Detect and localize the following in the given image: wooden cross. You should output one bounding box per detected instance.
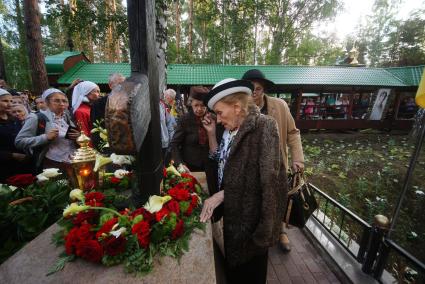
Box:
[126,0,162,205]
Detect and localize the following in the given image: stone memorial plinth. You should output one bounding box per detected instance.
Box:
[0,173,216,284]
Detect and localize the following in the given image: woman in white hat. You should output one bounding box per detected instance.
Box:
[15,88,80,174]
[200,78,287,284]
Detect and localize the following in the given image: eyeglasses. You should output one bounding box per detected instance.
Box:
[51,99,69,104]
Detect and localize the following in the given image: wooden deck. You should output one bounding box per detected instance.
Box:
[267,227,341,284]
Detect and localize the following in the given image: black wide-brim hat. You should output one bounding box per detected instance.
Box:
[241,69,275,92]
[204,78,253,110]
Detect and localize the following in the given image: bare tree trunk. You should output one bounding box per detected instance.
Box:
[188,0,193,56]
[15,0,31,84]
[0,37,7,81]
[253,1,258,64]
[174,0,180,62]
[106,0,120,62]
[23,0,49,96]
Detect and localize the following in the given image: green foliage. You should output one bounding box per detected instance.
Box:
[0,179,71,264]
[46,254,75,276]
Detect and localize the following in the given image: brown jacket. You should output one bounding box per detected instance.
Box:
[265,95,304,171]
[221,110,287,267]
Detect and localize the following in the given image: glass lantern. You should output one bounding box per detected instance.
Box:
[71,133,98,190]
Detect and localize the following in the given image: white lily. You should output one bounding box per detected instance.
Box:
[36,174,49,182]
[114,169,130,179]
[41,168,61,178]
[69,189,84,201]
[94,154,112,172]
[110,227,127,238]
[144,195,172,213]
[110,153,135,166]
[63,203,89,217]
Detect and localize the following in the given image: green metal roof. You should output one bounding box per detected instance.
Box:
[58,61,131,84]
[385,65,424,86]
[57,62,423,88]
[45,51,87,75]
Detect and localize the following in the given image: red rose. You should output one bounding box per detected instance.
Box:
[131,208,154,224]
[163,168,167,177]
[85,192,105,207]
[165,200,180,215]
[65,227,80,255]
[72,210,98,226]
[6,174,36,187]
[103,235,127,256]
[76,240,103,262]
[132,220,150,249]
[185,203,194,216]
[76,223,95,240]
[110,177,121,184]
[64,224,94,255]
[155,207,170,222]
[190,195,199,208]
[171,219,184,240]
[96,217,118,239]
[168,187,190,201]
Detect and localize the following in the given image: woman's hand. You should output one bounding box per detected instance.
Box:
[46,128,59,141]
[67,129,80,141]
[200,190,224,222]
[201,112,216,135]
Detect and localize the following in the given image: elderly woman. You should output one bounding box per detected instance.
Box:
[0,89,31,182]
[200,79,287,284]
[72,81,100,137]
[11,104,29,123]
[170,86,220,198]
[15,88,80,174]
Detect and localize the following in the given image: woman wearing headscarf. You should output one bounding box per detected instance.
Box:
[170,86,221,199]
[71,81,100,137]
[15,88,80,175]
[0,89,32,182]
[199,79,287,284]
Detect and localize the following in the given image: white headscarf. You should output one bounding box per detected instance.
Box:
[0,88,11,97]
[41,88,64,101]
[71,81,99,113]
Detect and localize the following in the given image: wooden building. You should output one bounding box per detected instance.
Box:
[45,54,423,130]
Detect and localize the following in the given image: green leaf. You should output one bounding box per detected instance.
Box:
[46,254,75,276]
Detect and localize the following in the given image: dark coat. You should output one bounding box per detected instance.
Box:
[170,111,210,170]
[221,111,287,267]
[170,111,223,206]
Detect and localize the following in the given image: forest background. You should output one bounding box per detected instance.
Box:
[0,0,424,91]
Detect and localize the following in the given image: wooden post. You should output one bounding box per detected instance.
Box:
[295,91,303,120]
[127,0,162,202]
[347,92,354,119]
[23,0,49,96]
[393,91,402,120]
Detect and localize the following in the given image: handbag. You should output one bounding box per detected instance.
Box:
[284,172,318,228]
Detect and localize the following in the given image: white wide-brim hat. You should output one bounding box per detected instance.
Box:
[205,78,253,110]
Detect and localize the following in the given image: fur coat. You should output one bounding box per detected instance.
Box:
[221,110,287,267]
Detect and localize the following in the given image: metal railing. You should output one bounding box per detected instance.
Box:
[309,183,371,262]
[307,183,425,283]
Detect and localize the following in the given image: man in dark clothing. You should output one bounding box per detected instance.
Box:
[90,73,125,152]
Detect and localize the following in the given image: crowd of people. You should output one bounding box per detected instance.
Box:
[0,69,305,284]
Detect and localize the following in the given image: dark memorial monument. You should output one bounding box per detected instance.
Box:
[105,0,162,205]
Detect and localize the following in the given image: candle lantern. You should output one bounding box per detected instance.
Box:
[71,133,98,190]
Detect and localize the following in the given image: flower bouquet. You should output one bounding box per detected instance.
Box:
[49,165,205,276]
[0,170,71,264]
